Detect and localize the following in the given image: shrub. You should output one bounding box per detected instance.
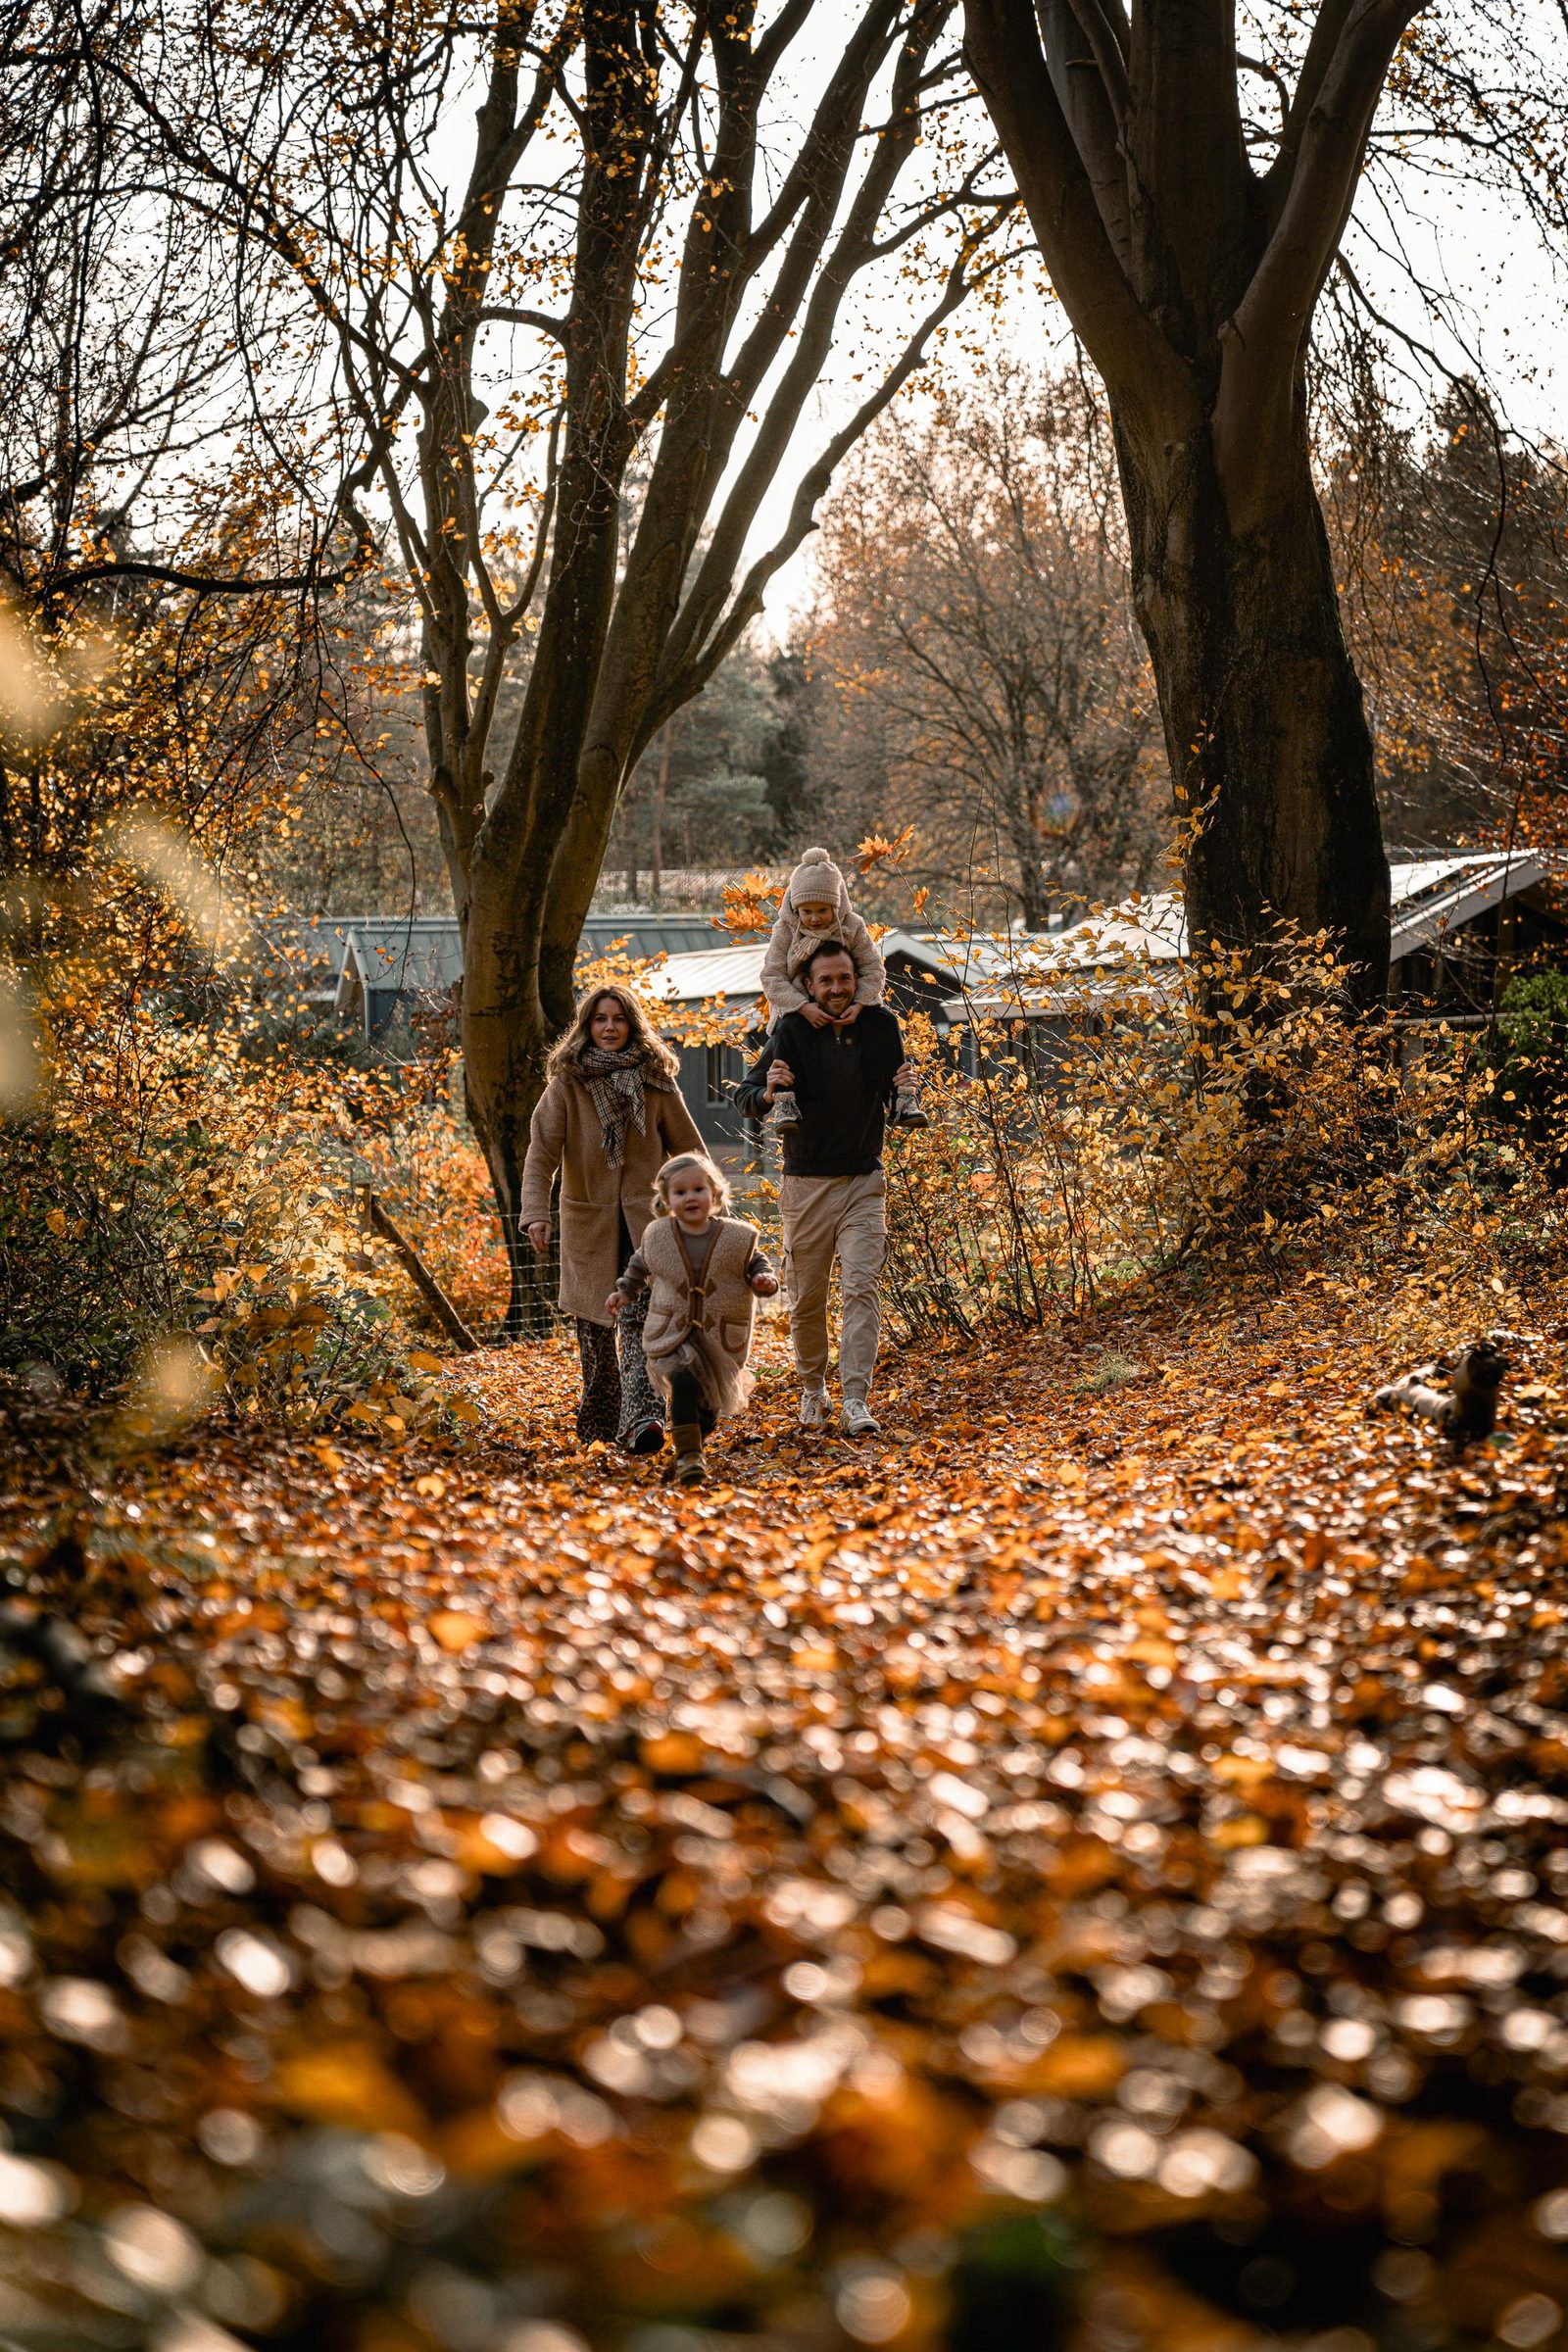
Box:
[878,921,1510,1345]
[0,982,439,1426]
[1494,969,1568,1175]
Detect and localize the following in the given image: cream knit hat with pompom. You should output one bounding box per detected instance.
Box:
[788,847,847,910]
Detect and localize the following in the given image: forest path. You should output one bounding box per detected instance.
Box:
[3,1264,1568,2346]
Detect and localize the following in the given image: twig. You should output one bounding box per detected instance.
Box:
[355,1185,479,1353]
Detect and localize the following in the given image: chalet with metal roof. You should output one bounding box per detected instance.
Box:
[935,853,1561,1043]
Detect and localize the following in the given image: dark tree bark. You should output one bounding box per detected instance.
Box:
[962,0,1415,1004]
[1116,382,1386,984]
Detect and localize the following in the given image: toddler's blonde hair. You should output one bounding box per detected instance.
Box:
[652,1151,732,1217]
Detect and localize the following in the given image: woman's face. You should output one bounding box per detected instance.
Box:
[590,996,631,1052]
[667,1167,714,1227]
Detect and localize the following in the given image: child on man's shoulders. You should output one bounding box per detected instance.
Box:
[759,847,927,1128]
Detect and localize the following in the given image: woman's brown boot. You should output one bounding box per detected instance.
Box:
[671,1422,707,1487]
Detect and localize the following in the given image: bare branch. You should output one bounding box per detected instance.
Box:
[962,0,1182,423]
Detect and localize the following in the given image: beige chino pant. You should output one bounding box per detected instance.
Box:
[779,1168,887,1400]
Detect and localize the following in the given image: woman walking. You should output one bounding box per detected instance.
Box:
[520,984,704,1452]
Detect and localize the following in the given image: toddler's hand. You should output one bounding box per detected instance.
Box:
[836,1002,862,1024]
[605,1291,624,1318]
[800,1004,832,1028]
[751,1272,779,1298]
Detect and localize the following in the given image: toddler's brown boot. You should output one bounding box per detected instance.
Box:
[671,1422,707,1487]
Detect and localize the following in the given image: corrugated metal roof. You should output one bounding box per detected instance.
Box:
[638,928,962,1005]
[938,853,1549,1019]
[579,914,726,956]
[342,918,466,996]
[1390,851,1547,955]
[994,855,1544,976]
[290,855,1548,1026]
[640,945,769,1004]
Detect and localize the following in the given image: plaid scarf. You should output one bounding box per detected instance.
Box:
[575,1042,668,1170]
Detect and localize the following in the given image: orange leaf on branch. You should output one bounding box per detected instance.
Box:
[713,871,781,938]
[856,824,915,874]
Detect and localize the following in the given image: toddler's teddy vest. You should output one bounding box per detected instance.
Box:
[638,1216,760,1370]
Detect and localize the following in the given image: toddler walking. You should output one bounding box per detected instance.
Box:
[760,847,926,1128]
[609,1152,778,1488]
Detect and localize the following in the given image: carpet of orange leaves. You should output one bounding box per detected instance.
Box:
[3,1247,1568,2351]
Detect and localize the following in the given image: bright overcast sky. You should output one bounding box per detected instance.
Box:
[741,6,1568,632]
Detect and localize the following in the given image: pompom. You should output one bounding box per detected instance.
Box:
[800,846,832,864]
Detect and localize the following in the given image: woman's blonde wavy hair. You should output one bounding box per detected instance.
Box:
[546,983,681,1085]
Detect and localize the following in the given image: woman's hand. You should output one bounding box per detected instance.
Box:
[751,1271,779,1298]
[605,1290,625,1318]
[527,1220,552,1255]
[799,1004,832,1029]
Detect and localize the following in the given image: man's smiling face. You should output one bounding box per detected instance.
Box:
[806,952,857,1020]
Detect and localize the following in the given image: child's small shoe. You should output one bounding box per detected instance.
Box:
[671,1422,707,1487]
[892,1093,930,1129]
[770,1088,801,1129]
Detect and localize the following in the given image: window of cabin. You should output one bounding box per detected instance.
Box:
[707,1044,741,1104]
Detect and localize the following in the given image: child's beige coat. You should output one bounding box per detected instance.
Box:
[620,1215,767,1416]
[760,848,886,1016]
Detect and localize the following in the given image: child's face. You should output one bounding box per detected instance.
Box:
[667,1169,714,1228]
[796,900,837,932]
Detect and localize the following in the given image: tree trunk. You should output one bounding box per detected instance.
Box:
[461,877,556,1340]
[1012,834,1049,932]
[1115,389,1390,1007]
[651,719,669,906]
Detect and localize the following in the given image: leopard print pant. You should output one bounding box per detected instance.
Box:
[574,1283,662,1446]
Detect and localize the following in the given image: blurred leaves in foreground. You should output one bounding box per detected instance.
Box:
[2,1223,1568,2347]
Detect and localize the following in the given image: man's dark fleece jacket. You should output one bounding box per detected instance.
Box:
[736,1005,906,1177]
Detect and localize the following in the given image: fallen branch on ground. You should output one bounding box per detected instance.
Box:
[1372,1338,1507,1444]
[355,1185,478,1352]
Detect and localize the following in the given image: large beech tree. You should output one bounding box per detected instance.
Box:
[960,0,1565,1005]
[67,0,1008,1326]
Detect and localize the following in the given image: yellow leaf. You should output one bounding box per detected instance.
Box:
[273,2045,425,2135]
[429,1608,489,1654]
[1211,1813,1269,1849]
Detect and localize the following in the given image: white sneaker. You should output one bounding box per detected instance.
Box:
[840,1396,880,1437]
[798,1386,829,1430]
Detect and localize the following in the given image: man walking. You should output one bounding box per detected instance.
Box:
[737,939,913,1436]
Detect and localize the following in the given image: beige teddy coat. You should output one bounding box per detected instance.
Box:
[760,847,887,1017]
[518,1072,703,1325]
[634,1214,763,1415]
